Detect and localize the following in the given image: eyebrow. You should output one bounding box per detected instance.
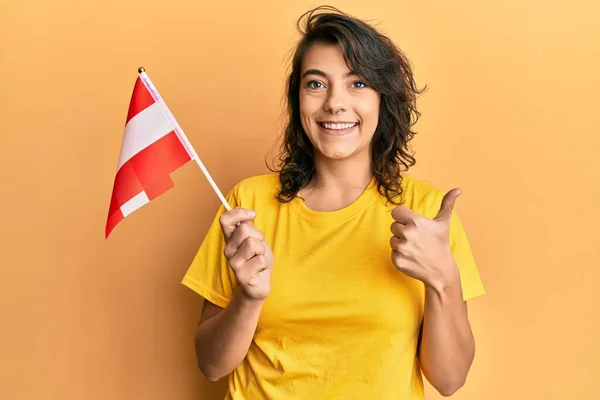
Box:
[301,69,357,79]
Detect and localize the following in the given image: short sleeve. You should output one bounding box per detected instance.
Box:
[181,189,240,308]
[449,211,486,301]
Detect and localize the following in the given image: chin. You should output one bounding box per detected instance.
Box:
[318,146,357,160]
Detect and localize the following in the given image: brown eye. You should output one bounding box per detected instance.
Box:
[306,80,325,89]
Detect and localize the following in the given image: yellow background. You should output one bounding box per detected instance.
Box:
[1,0,598,399]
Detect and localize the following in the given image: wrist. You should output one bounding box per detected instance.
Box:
[425,262,461,297]
[235,289,267,308]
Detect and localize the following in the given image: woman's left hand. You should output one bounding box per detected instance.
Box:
[390,188,462,290]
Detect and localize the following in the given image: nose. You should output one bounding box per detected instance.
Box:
[323,85,347,114]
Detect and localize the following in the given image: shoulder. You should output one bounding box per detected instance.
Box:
[400,175,446,219]
[228,173,281,208]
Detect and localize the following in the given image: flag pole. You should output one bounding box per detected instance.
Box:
[136,67,232,211]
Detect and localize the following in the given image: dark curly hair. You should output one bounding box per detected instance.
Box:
[271,5,425,205]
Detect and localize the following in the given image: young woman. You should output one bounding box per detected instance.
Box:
[182,6,485,399]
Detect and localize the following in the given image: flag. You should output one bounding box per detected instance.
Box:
[105,69,193,238]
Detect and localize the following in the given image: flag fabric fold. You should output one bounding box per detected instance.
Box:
[105,74,192,238]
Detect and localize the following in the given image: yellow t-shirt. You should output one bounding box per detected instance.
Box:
[182,173,485,400]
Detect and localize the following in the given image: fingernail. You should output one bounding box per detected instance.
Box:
[247,210,256,217]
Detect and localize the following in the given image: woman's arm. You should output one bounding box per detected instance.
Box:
[418,274,475,396]
[390,189,478,396]
[195,294,264,381]
[194,207,274,382]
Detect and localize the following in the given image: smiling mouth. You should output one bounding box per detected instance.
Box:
[317,122,359,130]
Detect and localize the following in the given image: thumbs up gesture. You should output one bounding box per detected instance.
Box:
[390,188,462,289]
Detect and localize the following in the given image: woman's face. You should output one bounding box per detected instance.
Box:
[299,42,381,162]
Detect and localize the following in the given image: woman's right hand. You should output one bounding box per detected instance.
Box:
[219,207,274,301]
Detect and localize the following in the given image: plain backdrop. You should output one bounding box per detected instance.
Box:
[1,0,599,399]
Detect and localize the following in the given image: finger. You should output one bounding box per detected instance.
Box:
[390,221,411,238]
[390,235,400,251]
[219,207,257,241]
[224,223,265,258]
[389,235,407,253]
[391,248,406,270]
[224,224,264,259]
[237,254,269,283]
[234,219,253,229]
[228,237,266,270]
[434,188,462,223]
[391,205,420,225]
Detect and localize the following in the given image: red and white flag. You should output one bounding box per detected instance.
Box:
[105,68,230,238]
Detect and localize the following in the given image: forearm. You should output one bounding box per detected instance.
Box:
[195,290,264,381]
[419,274,475,396]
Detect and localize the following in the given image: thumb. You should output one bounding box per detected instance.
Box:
[434,188,462,223]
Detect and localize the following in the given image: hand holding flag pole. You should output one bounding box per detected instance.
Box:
[105,67,232,238]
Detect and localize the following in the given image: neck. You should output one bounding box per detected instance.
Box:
[310,153,373,190]
[297,152,373,212]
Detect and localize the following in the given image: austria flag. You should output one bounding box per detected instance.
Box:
[105,69,193,238]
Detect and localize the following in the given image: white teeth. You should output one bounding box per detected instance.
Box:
[321,122,358,130]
